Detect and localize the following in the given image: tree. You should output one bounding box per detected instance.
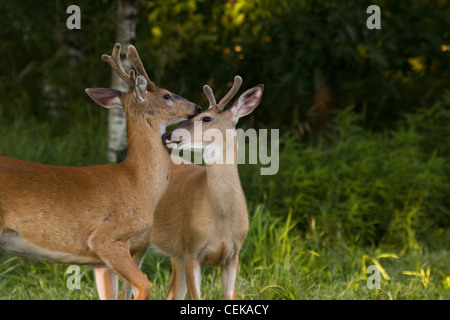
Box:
[107,0,138,163]
[1,0,448,147]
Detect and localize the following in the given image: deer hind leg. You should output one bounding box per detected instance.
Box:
[185,254,202,300]
[122,248,147,300]
[88,236,151,300]
[166,257,187,300]
[93,267,118,300]
[221,253,239,300]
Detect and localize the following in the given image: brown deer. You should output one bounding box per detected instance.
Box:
[94,76,264,299]
[0,43,202,300]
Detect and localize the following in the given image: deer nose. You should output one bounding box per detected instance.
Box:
[194,104,202,115]
[162,131,172,142]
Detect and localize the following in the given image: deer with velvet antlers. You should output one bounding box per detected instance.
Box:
[95,76,264,300]
[0,43,201,300]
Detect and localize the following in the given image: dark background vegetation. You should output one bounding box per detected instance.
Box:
[2,0,449,133]
[0,0,449,299]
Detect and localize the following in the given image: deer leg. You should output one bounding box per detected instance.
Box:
[221,253,239,300]
[88,236,151,300]
[93,267,119,300]
[166,257,187,300]
[184,255,202,300]
[122,248,147,300]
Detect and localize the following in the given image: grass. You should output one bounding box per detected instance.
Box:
[0,205,448,299]
[0,96,449,300]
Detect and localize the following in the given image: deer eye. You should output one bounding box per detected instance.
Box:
[202,117,212,122]
[163,94,171,100]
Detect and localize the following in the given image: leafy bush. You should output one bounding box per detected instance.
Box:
[240,92,450,247]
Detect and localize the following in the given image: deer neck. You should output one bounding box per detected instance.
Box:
[122,113,170,190]
[205,134,246,218]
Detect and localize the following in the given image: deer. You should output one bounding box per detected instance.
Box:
[94,76,264,300]
[0,43,202,300]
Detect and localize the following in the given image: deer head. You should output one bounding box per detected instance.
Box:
[163,76,264,156]
[85,43,202,133]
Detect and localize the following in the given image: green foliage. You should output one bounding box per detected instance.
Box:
[240,92,450,247]
[238,205,449,300]
[137,0,450,131]
[0,93,448,300]
[0,0,115,120]
[0,108,108,166]
[1,1,449,137]
[1,206,448,300]
[0,0,448,300]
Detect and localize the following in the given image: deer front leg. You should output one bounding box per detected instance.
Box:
[185,255,202,300]
[122,248,148,300]
[94,267,118,300]
[166,257,187,300]
[221,253,239,300]
[88,236,151,300]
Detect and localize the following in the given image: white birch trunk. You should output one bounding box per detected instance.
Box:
[107,0,138,163]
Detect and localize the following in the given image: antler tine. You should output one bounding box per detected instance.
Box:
[217,75,243,110]
[203,85,217,109]
[126,45,155,89]
[102,43,134,87]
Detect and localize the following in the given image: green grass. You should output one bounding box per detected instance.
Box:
[0,205,448,299]
[0,96,449,300]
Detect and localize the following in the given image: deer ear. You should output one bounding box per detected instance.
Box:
[134,75,148,102]
[230,84,264,119]
[85,88,124,108]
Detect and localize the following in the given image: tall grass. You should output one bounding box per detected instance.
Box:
[240,93,450,249]
[236,204,449,300]
[0,206,448,300]
[0,109,108,166]
[0,94,449,299]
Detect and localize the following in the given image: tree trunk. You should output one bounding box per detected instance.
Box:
[107,0,138,163]
[309,84,338,148]
[43,2,85,119]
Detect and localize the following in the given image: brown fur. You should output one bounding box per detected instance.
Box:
[94,79,263,300]
[152,83,263,300]
[0,44,201,300]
